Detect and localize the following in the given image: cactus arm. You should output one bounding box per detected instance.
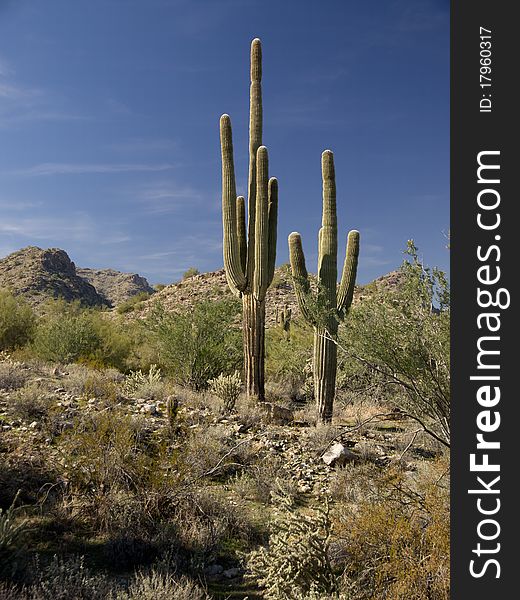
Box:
[337,229,360,316]
[253,146,269,299]
[266,177,278,286]
[220,114,247,295]
[236,195,247,274]
[246,38,263,283]
[288,232,315,324]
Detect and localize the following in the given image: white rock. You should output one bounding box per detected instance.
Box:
[321,442,358,467]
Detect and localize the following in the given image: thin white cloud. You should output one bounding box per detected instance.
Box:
[0,216,94,241]
[0,81,42,100]
[133,180,206,214]
[109,137,180,153]
[360,256,392,268]
[0,57,12,77]
[0,213,131,247]
[12,162,176,176]
[0,198,43,210]
[0,55,88,128]
[134,233,222,280]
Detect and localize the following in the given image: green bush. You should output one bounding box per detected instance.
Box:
[182,267,199,280]
[339,241,450,446]
[117,292,151,315]
[0,290,36,351]
[266,322,313,399]
[33,301,131,369]
[146,299,242,390]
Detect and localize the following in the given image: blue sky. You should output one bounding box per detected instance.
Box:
[0,0,449,285]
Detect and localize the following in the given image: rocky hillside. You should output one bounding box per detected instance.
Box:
[0,245,402,316]
[77,267,154,307]
[0,246,107,309]
[126,267,297,326]
[127,265,403,326]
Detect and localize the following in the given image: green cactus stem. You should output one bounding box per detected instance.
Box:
[288,150,359,422]
[220,38,278,401]
[277,303,292,340]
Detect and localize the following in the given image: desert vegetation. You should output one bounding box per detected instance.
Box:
[0,239,450,598]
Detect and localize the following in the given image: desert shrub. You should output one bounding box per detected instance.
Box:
[0,361,27,391]
[232,457,299,505]
[172,488,255,567]
[116,292,151,315]
[334,461,450,599]
[25,554,112,600]
[208,370,242,413]
[146,299,241,390]
[58,410,168,532]
[88,316,133,370]
[0,291,36,351]
[114,569,209,600]
[33,301,131,369]
[265,322,313,399]
[62,364,124,400]
[33,301,100,364]
[123,364,168,400]
[246,493,338,599]
[180,424,235,479]
[0,491,30,575]
[182,267,199,280]
[339,241,450,446]
[8,383,51,422]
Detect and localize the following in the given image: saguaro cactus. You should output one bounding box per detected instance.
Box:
[220,38,278,401]
[276,304,292,340]
[288,150,359,422]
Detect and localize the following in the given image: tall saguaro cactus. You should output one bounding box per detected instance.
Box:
[220,38,278,401]
[288,150,359,422]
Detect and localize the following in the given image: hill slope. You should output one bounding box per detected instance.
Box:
[126,266,403,325]
[0,246,107,309]
[77,268,154,307]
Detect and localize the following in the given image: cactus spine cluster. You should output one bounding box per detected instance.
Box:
[220,38,278,401]
[288,150,359,422]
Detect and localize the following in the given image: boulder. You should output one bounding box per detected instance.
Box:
[321,442,358,467]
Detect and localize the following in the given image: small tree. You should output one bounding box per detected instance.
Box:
[33,301,101,364]
[339,241,450,446]
[146,299,242,390]
[0,290,36,350]
[182,267,200,280]
[34,300,131,368]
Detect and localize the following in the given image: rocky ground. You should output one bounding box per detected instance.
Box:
[0,353,444,599]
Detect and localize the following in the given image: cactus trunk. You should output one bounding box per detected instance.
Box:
[243,294,266,399]
[314,327,337,422]
[220,39,278,401]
